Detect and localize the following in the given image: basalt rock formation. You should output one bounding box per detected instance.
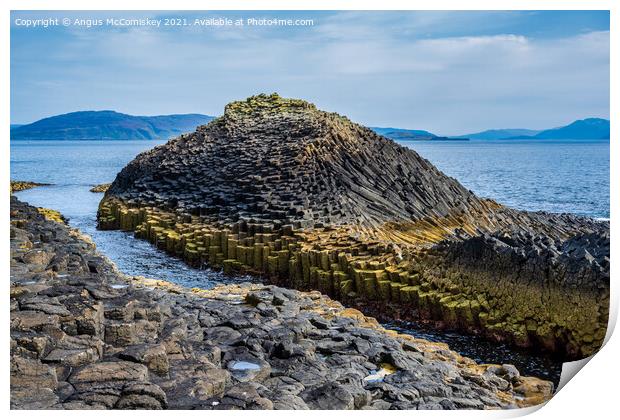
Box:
[105,94,493,231]
[10,197,553,409]
[98,94,609,359]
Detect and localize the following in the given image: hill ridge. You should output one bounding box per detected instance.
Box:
[10,110,215,140]
[459,117,609,140]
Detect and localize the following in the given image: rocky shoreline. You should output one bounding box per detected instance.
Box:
[10,180,51,193]
[98,94,609,359]
[10,196,553,409]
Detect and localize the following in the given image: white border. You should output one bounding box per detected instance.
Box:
[2,1,616,419]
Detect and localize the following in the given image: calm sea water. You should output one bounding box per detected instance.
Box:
[10,139,252,289]
[397,139,609,219]
[11,138,607,384]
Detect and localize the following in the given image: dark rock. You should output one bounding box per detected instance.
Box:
[69,361,149,392]
[301,382,355,409]
[119,344,170,376]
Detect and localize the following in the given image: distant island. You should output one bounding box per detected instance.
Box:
[10,110,215,140]
[453,128,541,140]
[371,127,468,141]
[373,117,609,141]
[456,118,610,140]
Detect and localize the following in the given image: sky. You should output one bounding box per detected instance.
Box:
[10,10,610,135]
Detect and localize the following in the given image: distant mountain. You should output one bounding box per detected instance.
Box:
[525,118,610,140]
[10,124,23,130]
[371,127,437,140]
[10,111,215,140]
[371,127,467,141]
[455,128,541,140]
[457,118,609,140]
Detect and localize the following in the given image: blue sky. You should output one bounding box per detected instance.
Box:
[10,10,609,135]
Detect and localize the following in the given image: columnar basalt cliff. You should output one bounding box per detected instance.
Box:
[11,197,554,409]
[98,94,609,359]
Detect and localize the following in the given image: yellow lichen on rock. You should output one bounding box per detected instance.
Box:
[10,180,50,194]
[36,207,65,224]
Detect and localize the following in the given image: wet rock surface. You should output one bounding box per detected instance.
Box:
[98,94,609,358]
[10,196,552,409]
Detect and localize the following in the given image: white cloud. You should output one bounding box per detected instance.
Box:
[11,12,609,134]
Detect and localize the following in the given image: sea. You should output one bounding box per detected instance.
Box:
[10,137,610,385]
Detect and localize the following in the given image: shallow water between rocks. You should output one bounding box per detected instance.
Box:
[12,138,603,386]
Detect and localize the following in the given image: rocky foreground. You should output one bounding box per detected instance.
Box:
[10,196,553,409]
[98,94,609,358]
